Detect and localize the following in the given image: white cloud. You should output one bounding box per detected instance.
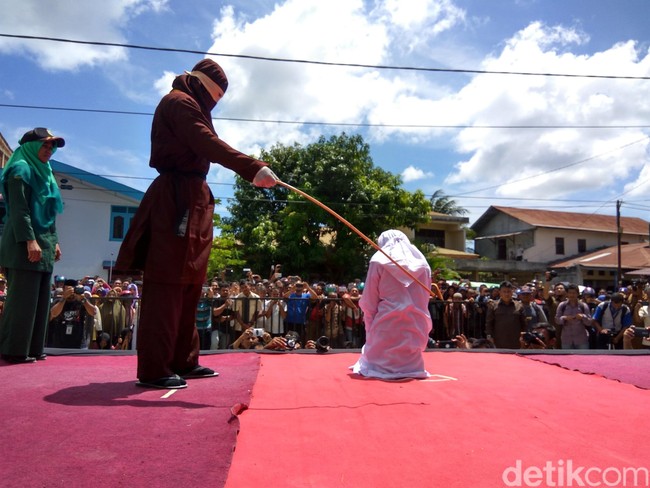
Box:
[443,22,650,199]
[153,71,177,96]
[375,0,466,50]
[0,0,168,70]
[402,165,434,182]
[202,0,467,155]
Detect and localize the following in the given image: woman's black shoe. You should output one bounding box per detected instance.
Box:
[1,354,37,364]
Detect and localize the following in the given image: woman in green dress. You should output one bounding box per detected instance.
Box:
[0,128,64,363]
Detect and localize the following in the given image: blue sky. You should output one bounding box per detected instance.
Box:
[1,0,649,227]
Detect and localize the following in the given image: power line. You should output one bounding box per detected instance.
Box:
[454,136,650,197]
[2,33,650,80]
[3,103,649,130]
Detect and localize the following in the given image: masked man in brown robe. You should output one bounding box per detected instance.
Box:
[116,59,278,389]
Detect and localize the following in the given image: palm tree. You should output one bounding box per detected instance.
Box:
[429,189,468,216]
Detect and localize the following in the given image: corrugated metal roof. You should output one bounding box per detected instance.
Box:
[551,242,650,269]
[51,159,144,203]
[475,206,649,235]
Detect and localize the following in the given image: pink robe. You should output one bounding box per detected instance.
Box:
[351,231,432,379]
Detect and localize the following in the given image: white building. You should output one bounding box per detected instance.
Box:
[51,160,144,281]
[0,157,144,282]
[472,206,649,263]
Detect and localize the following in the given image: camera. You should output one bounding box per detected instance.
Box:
[523,331,544,345]
[315,335,330,353]
[285,338,297,350]
[435,340,457,349]
[74,285,85,295]
[546,270,558,279]
[252,328,265,338]
[633,327,650,338]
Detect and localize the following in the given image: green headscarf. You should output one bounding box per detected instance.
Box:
[0,140,64,233]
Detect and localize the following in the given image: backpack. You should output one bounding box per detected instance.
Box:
[557,300,590,319]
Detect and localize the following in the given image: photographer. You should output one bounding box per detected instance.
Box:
[592,293,632,350]
[49,279,97,349]
[323,292,344,348]
[622,325,650,350]
[211,283,236,350]
[624,287,650,349]
[230,327,271,350]
[264,331,316,351]
[269,263,283,284]
[519,323,557,350]
[263,287,287,337]
[542,271,567,348]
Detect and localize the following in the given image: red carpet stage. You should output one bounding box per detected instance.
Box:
[520,352,650,390]
[1,350,648,487]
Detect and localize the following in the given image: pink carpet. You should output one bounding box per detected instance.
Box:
[0,353,259,488]
[522,353,650,389]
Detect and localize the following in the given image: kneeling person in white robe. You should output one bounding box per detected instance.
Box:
[351,230,432,379]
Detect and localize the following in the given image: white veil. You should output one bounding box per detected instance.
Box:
[370,229,430,287]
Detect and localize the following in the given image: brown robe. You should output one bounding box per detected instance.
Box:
[115,61,266,380]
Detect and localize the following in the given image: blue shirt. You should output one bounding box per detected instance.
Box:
[592,302,632,330]
[286,292,311,324]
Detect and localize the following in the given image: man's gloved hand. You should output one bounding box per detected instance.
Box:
[252,166,279,188]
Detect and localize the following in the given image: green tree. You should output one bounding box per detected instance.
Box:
[223,133,432,282]
[430,189,468,216]
[206,206,246,281]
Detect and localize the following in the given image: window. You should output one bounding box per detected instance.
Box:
[555,237,565,255]
[110,206,138,241]
[497,239,507,260]
[577,238,586,253]
[414,228,445,248]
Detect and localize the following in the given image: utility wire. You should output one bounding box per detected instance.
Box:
[455,136,650,197]
[2,33,650,80]
[3,103,649,130]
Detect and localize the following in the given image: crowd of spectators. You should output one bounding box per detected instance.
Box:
[1,268,648,352]
[431,271,650,351]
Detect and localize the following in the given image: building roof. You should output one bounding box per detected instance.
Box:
[428,211,469,224]
[472,206,649,236]
[551,242,650,270]
[432,247,479,260]
[50,159,144,203]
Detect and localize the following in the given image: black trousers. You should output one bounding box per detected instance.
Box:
[0,268,52,357]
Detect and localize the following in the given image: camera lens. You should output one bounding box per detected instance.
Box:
[316,336,329,352]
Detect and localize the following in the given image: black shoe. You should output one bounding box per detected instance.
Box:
[135,375,188,389]
[180,365,219,379]
[1,354,37,364]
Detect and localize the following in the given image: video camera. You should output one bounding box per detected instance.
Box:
[522,331,545,345]
[633,327,650,338]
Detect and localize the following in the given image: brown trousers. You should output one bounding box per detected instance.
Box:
[136,282,201,381]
